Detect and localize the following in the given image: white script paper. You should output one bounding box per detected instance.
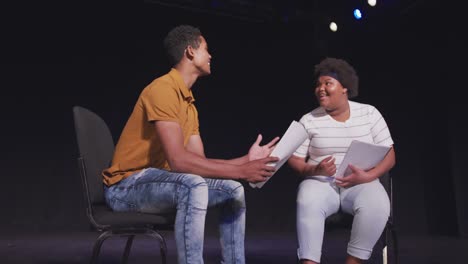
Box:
[335,140,391,178]
[250,120,308,189]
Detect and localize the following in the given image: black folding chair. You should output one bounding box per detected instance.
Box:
[73,105,175,264]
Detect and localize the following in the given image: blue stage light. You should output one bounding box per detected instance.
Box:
[353,9,362,20]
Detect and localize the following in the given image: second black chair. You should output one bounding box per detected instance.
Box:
[323,172,398,264]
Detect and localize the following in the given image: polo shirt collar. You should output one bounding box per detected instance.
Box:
[169,68,195,103]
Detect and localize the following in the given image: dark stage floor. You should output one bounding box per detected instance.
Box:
[1,230,467,264]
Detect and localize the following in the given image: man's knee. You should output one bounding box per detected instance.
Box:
[221,180,246,209]
[220,180,245,206]
[179,174,209,209]
[181,173,207,188]
[230,181,245,206]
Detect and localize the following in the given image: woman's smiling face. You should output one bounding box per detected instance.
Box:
[315,75,348,111]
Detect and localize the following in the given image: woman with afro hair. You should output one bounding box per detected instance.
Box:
[288,57,396,264]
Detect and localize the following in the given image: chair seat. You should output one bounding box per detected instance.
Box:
[92,204,175,228]
[325,211,354,231]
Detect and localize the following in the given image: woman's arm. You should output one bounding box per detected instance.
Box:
[335,146,396,187]
[288,155,336,177]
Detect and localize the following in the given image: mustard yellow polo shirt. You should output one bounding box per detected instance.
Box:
[102,68,199,186]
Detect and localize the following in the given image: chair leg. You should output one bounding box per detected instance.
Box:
[383,245,388,264]
[383,226,389,264]
[122,235,135,264]
[383,221,399,264]
[148,230,168,264]
[91,231,114,264]
[390,224,399,264]
[160,243,167,264]
[375,228,387,264]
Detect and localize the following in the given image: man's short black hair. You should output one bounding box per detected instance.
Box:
[314,57,359,98]
[163,25,202,67]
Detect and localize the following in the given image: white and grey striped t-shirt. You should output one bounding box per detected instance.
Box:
[293,101,393,175]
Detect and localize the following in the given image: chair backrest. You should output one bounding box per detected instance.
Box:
[73,106,115,205]
[379,171,394,221]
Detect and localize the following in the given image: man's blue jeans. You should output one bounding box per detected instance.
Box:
[104,168,246,264]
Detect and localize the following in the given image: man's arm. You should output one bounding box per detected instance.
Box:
[185,134,206,157]
[185,134,249,165]
[186,133,279,166]
[155,121,278,182]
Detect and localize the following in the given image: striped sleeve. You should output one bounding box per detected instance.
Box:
[293,115,311,158]
[369,105,394,146]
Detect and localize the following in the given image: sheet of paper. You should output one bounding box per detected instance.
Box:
[250,120,308,189]
[335,140,391,178]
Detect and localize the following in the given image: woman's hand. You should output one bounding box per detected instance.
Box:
[335,164,373,188]
[314,155,336,176]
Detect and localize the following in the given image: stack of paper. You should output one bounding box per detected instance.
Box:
[335,140,391,178]
[250,120,308,189]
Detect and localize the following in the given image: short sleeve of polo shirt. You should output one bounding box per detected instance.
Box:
[192,116,200,135]
[141,81,181,123]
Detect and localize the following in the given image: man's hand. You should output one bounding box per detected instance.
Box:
[241,156,279,183]
[248,134,280,161]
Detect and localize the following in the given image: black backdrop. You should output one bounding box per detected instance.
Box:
[1,0,466,238]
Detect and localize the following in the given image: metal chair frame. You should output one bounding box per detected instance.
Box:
[74,106,174,264]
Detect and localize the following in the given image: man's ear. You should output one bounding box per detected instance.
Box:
[185,45,195,60]
[342,87,348,95]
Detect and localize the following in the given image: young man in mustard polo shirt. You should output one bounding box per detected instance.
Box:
[102,25,279,264]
